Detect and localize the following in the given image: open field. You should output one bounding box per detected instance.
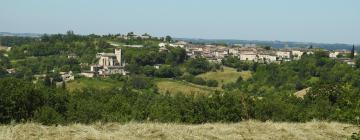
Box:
[66,78,123,92]
[156,79,218,95]
[197,67,252,87]
[0,121,358,140]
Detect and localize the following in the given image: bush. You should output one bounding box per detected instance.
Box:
[129,75,155,89]
[207,80,219,87]
[155,66,182,78]
[351,132,360,140]
[186,57,212,75]
[191,77,206,85]
[33,106,64,125]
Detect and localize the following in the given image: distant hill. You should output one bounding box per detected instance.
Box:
[0,32,42,37]
[176,38,356,51]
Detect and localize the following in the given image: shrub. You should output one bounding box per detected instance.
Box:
[33,106,64,125]
[207,80,219,87]
[191,77,206,85]
[351,132,360,140]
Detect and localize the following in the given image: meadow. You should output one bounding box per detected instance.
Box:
[0,121,358,140]
[66,78,123,92]
[155,79,217,95]
[197,67,251,87]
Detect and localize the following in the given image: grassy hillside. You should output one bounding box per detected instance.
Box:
[0,121,358,140]
[66,78,123,92]
[197,67,252,87]
[156,79,218,95]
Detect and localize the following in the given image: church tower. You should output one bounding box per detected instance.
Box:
[115,49,122,66]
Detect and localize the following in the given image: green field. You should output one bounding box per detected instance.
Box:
[66,78,123,92]
[197,67,252,87]
[156,79,218,95]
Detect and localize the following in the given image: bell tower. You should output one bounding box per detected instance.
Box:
[115,49,122,66]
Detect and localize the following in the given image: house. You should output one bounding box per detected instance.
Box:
[123,45,143,48]
[338,58,356,66]
[158,43,167,48]
[67,53,78,59]
[61,71,74,82]
[329,50,357,58]
[154,64,162,69]
[291,50,304,60]
[258,54,277,63]
[6,68,16,74]
[80,71,95,78]
[240,53,258,61]
[276,51,291,61]
[228,48,239,56]
[140,34,151,39]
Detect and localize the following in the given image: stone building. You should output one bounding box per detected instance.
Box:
[90,49,127,76]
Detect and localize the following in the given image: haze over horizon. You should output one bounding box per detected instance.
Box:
[1,0,359,44]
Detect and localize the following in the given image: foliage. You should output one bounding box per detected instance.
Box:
[33,106,64,125]
[154,65,182,78]
[206,80,219,87]
[186,57,212,75]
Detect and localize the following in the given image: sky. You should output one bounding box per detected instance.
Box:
[0,0,359,44]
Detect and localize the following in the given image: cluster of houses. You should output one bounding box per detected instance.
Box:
[160,42,314,64]
[329,49,357,65]
[160,41,358,65]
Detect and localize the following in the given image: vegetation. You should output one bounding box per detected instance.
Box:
[0,121,357,140]
[66,78,123,92]
[1,33,360,139]
[155,79,217,95]
[197,66,251,87]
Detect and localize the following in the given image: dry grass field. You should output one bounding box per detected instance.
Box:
[66,78,123,92]
[156,79,217,95]
[0,121,358,140]
[197,67,252,87]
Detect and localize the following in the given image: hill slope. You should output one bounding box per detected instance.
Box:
[0,121,358,140]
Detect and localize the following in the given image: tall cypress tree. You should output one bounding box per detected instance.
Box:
[351,45,355,59]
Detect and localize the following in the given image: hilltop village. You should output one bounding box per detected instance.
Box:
[1,33,360,132]
[78,37,357,80]
[0,33,358,86]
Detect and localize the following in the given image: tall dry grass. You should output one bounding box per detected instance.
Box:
[0,120,358,140]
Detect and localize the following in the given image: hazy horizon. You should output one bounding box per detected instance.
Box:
[1,0,359,44]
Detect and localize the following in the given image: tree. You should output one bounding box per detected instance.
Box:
[186,57,212,75]
[155,65,182,78]
[351,45,355,59]
[165,35,172,42]
[0,78,46,123]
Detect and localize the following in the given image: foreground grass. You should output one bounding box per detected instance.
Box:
[156,79,218,95]
[0,121,358,140]
[197,67,252,87]
[66,78,123,92]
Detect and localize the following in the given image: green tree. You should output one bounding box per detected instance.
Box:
[186,57,212,75]
[351,45,355,59]
[165,35,172,42]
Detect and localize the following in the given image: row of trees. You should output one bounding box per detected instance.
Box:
[1,75,360,125]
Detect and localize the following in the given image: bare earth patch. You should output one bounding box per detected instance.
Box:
[0,120,358,140]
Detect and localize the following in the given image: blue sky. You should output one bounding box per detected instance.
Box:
[0,0,359,44]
